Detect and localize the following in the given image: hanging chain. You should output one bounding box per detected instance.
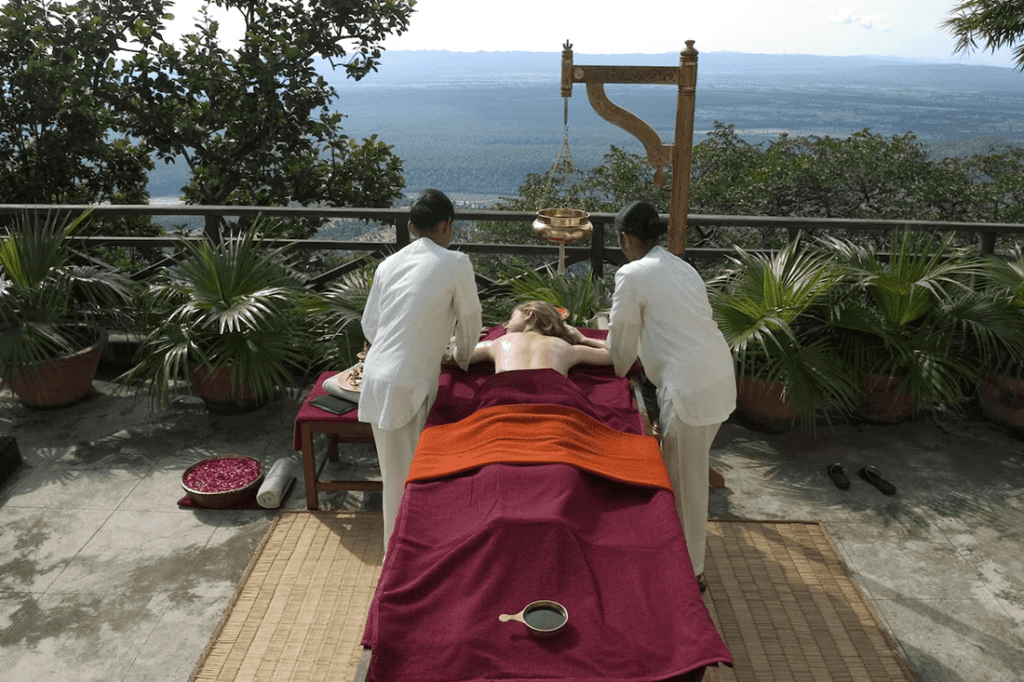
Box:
[560,96,573,201]
[540,95,583,210]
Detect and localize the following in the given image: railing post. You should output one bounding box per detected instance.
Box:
[396,215,410,248]
[590,220,604,279]
[204,214,220,243]
[978,230,997,254]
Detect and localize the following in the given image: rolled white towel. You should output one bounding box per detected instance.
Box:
[257,458,297,508]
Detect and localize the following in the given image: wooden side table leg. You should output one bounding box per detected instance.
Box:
[300,423,320,510]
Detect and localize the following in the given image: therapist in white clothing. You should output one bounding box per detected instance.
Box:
[605,200,736,593]
[359,189,483,549]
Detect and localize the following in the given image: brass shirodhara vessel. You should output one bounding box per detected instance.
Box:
[532,208,592,245]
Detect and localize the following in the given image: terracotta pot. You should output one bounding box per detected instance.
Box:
[978,373,1024,430]
[735,375,800,433]
[187,363,266,415]
[9,327,107,408]
[856,374,913,424]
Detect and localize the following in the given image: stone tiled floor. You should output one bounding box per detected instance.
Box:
[1,375,1022,681]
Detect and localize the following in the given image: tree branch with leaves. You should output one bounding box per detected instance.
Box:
[943,0,1024,70]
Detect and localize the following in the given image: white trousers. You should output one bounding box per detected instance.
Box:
[659,403,721,576]
[370,400,429,551]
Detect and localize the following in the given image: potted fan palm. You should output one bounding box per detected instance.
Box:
[974,245,1024,429]
[1,209,135,408]
[817,230,1022,422]
[117,222,317,414]
[709,239,860,432]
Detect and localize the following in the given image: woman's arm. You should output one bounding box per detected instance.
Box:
[564,323,607,348]
[445,338,494,365]
[469,340,494,365]
[567,344,613,369]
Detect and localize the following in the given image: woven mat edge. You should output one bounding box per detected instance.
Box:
[708,518,917,682]
[189,514,915,682]
[187,510,381,682]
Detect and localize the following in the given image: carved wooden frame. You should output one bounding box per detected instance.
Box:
[560,41,698,255]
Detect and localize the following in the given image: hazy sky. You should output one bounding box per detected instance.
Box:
[167,0,1018,68]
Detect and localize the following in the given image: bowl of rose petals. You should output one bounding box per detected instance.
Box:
[181,455,265,508]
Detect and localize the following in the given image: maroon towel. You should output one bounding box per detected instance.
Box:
[362,343,732,682]
[363,463,732,682]
[292,371,358,450]
[293,327,636,451]
[426,367,644,435]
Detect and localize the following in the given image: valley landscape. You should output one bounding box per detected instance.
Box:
[148,50,1024,208]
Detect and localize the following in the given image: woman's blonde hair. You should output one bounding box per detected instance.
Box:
[512,301,575,344]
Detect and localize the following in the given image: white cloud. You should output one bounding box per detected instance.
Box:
[829,8,891,31]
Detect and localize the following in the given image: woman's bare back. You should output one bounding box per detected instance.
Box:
[472,331,611,375]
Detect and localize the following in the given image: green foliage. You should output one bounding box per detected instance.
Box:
[491,123,1024,258]
[0,0,153,204]
[307,259,377,371]
[588,146,672,213]
[708,231,1024,424]
[817,231,1024,411]
[693,125,946,220]
[0,0,412,241]
[121,0,412,238]
[708,239,860,423]
[969,245,1024,374]
[502,266,612,327]
[944,0,1024,70]
[0,209,136,378]
[117,223,319,408]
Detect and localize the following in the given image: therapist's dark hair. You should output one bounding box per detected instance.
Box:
[409,189,455,231]
[615,200,667,244]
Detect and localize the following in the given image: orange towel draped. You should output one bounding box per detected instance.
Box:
[408,403,671,491]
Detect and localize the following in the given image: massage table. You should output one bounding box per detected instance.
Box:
[357,327,733,682]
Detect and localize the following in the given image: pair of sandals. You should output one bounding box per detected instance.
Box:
[828,464,897,495]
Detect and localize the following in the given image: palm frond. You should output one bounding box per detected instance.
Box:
[711,239,859,424]
[1,209,135,380]
[115,221,315,409]
[505,265,611,326]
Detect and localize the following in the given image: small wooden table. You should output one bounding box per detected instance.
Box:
[294,372,381,510]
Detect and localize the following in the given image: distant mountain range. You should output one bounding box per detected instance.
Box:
[324,50,1024,89]
[148,50,1024,204]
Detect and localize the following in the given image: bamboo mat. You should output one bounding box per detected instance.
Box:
[703,521,915,681]
[191,511,384,682]
[192,513,914,682]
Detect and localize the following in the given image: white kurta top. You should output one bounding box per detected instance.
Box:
[358,237,482,430]
[606,246,736,427]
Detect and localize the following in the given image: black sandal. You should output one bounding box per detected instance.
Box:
[858,466,897,495]
[827,463,850,490]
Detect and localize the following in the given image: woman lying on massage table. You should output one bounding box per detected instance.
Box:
[451,300,612,374]
[365,300,732,682]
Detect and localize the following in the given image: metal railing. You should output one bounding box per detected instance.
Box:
[2,204,1024,290]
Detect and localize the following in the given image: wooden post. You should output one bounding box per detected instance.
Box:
[561,42,699,258]
[396,215,410,248]
[668,42,698,257]
[204,214,220,243]
[978,230,997,254]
